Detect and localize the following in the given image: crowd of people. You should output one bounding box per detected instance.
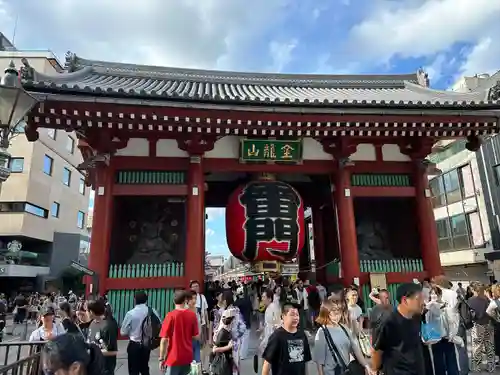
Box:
[6,275,500,375]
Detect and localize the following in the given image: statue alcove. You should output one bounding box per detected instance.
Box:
[109,196,186,265]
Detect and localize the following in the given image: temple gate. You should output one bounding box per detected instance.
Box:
[19,54,499,320]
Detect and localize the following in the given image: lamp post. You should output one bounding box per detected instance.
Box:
[0,61,38,184]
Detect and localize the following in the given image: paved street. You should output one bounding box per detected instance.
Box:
[114,330,289,375]
[0,322,493,375]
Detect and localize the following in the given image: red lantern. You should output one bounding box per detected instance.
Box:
[226,180,305,262]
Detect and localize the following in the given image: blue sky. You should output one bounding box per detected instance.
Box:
[2,0,499,256]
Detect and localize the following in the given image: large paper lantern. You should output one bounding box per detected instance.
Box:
[226,180,305,262]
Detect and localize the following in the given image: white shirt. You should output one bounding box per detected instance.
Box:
[264,302,281,333]
[120,304,160,342]
[487,299,500,316]
[441,288,458,309]
[348,304,363,322]
[317,285,327,301]
[195,294,208,325]
[29,323,65,341]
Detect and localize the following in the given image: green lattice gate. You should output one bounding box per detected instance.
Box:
[108,288,176,324]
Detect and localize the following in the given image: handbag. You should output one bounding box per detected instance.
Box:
[421,321,442,344]
[356,330,372,358]
[210,353,228,375]
[321,325,365,375]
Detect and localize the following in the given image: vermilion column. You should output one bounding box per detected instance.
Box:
[334,167,360,286]
[312,207,326,284]
[414,164,443,277]
[298,216,311,280]
[88,167,114,297]
[185,155,205,287]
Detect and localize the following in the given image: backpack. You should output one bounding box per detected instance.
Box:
[457,297,474,330]
[140,307,162,350]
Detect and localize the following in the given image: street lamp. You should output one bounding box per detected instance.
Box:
[0,61,38,183]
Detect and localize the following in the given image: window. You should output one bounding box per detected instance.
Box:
[450,214,472,250]
[79,240,90,254]
[62,167,71,186]
[12,121,26,134]
[429,177,446,208]
[79,178,85,195]
[24,203,48,218]
[43,155,53,175]
[436,213,474,252]
[494,165,500,186]
[47,129,57,139]
[0,202,48,218]
[458,164,475,198]
[429,165,475,208]
[443,169,461,204]
[51,202,60,218]
[436,219,453,252]
[67,136,75,154]
[77,211,85,229]
[0,202,25,213]
[8,158,24,173]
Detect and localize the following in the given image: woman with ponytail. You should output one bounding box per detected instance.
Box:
[41,333,105,375]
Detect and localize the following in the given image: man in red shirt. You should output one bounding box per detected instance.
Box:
[159,289,199,375]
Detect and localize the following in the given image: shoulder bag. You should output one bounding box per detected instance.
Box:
[321,325,365,375]
[355,327,372,358]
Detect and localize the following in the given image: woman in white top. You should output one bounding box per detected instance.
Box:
[28,306,65,342]
[258,289,281,355]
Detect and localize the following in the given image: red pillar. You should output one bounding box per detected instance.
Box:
[334,168,360,286]
[185,155,205,287]
[312,207,326,284]
[414,164,443,278]
[87,167,114,297]
[298,217,311,281]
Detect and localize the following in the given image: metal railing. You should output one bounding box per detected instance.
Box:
[0,342,44,375]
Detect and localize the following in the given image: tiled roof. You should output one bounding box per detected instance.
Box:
[21,53,500,108]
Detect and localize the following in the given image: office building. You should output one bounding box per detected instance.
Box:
[428,70,500,283]
[0,33,90,292]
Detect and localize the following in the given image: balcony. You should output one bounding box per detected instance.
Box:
[0,264,49,277]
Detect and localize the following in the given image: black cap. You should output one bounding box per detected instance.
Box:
[40,306,55,316]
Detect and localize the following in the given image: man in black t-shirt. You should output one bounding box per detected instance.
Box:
[372,283,425,375]
[87,299,118,375]
[262,302,311,375]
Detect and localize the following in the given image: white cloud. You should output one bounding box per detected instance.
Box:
[0,0,294,71]
[346,0,500,74]
[206,228,215,237]
[268,39,298,72]
[424,53,448,86]
[207,244,230,256]
[206,207,225,222]
[459,37,500,77]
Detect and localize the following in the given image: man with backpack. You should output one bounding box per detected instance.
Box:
[121,291,162,375]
